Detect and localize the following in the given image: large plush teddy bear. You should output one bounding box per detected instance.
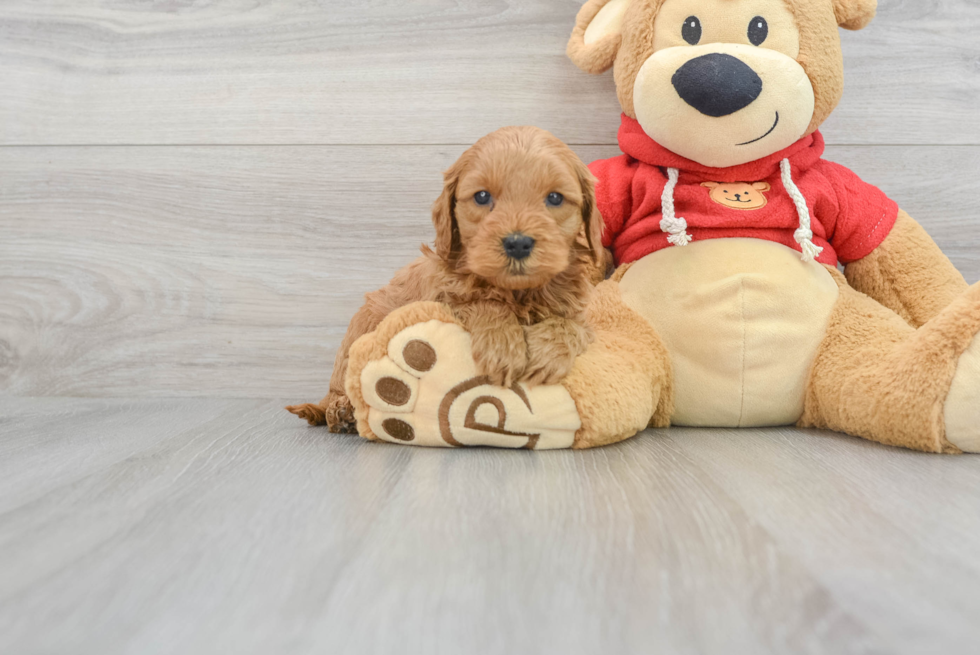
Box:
[343,0,980,453]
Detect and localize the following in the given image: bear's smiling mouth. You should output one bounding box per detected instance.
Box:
[736,112,780,146]
[723,197,753,203]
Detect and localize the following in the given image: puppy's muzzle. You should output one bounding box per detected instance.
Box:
[502,233,536,261]
[672,53,763,117]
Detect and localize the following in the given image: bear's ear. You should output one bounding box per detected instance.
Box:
[752,181,771,192]
[701,181,720,189]
[833,0,877,30]
[567,0,632,74]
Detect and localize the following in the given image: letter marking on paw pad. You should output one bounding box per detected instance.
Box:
[360,320,580,449]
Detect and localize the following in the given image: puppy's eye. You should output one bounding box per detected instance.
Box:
[474,191,492,206]
[748,16,768,46]
[546,192,564,207]
[682,16,701,45]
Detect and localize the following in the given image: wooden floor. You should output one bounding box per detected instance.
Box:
[3,397,980,654]
[2,0,980,652]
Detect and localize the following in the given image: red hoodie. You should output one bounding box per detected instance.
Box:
[589,115,898,267]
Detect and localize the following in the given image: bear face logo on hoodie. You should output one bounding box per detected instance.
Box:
[701,181,772,210]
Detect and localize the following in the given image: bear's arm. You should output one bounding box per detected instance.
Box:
[844,210,968,328]
[820,159,968,327]
[588,154,640,247]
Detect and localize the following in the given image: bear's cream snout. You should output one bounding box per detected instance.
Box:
[634,43,815,168]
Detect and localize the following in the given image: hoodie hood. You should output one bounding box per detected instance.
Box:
[618,114,825,182]
[589,113,898,267]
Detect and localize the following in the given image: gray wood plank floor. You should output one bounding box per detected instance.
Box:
[1,0,978,145]
[2,397,980,655]
[2,144,978,398]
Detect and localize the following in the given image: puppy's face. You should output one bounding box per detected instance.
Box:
[433,127,602,290]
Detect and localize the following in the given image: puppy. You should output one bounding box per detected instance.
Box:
[287,126,607,432]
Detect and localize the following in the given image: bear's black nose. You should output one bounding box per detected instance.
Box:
[502,233,535,260]
[672,53,763,118]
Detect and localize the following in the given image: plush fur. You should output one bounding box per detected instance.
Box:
[287,126,603,432]
[833,0,877,30]
[844,210,969,328]
[565,280,674,449]
[567,0,627,74]
[801,270,980,453]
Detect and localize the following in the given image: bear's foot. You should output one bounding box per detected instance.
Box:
[945,332,980,453]
[802,276,980,453]
[345,302,581,449]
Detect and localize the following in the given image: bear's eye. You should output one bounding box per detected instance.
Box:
[682,16,701,45]
[748,16,768,46]
[474,190,492,206]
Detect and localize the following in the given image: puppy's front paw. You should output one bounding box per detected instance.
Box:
[286,391,357,433]
[470,324,527,387]
[522,319,593,386]
[324,391,357,433]
[522,353,575,387]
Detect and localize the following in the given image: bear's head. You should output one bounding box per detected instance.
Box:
[567,0,876,168]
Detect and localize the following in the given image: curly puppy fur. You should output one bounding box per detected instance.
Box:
[287,126,605,432]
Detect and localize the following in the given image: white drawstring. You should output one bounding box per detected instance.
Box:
[780,158,823,262]
[658,160,823,263]
[660,167,692,246]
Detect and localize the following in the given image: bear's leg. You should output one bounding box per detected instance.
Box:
[344,281,673,449]
[800,271,980,453]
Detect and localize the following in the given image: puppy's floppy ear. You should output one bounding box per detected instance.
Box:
[567,0,631,74]
[833,0,876,30]
[573,157,605,265]
[432,160,463,261]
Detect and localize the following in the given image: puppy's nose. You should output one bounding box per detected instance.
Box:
[502,233,535,260]
[671,53,763,117]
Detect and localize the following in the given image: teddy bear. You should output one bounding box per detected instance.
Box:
[341,0,980,453]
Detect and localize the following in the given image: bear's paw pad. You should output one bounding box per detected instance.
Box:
[358,319,581,449]
[945,331,980,453]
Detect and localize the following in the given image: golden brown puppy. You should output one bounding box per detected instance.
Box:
[287,126,607,432]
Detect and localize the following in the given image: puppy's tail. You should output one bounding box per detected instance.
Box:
[285,402,327,426]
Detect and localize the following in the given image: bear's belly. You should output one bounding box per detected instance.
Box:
[618,238,840,427]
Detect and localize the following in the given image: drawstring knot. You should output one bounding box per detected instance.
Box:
[660,217,692,246]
